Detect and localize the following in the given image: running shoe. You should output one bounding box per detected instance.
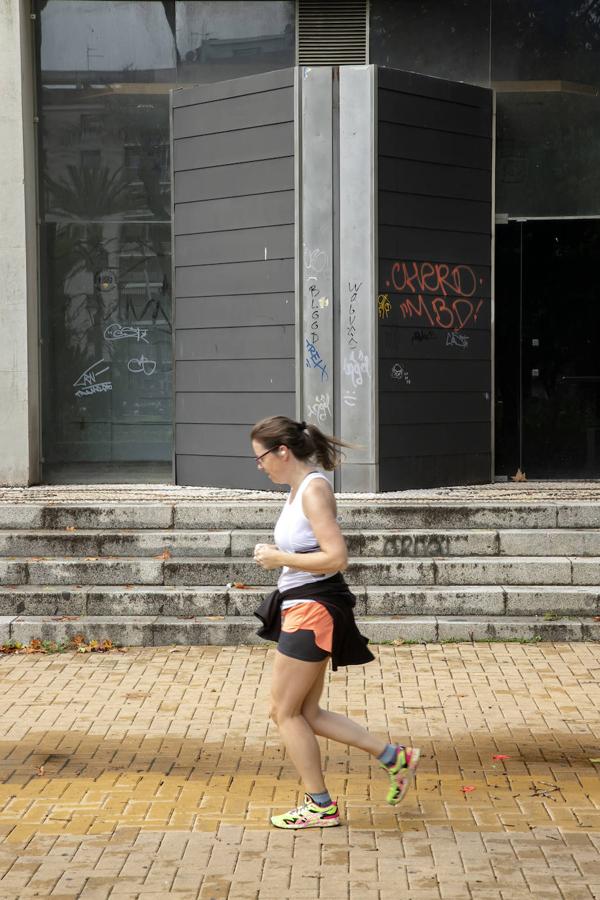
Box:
[381,745,420,805]
[271,794,340,829]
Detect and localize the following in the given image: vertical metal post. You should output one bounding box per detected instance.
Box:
[337,65,378,491]
[300,67,335,443]
[519,220,524,471]
[490,90,496,481]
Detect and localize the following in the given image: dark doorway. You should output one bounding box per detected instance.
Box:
[495,219,600,478]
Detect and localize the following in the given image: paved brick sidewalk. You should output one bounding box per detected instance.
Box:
[0,643,599,898]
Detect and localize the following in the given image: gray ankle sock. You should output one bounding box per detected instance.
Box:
[377,743,398,767]
[309,790,332,807]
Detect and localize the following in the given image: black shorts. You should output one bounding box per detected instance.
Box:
[277,602,333,662]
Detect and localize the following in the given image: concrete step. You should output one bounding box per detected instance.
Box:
[0,528,499,558]
[498,529,600,556]
[3,528,600,558]
[1,556,598,586]
[0,530,233,558]
[3,501,600,530]
[0,584,598,617]
[165,556,597,586]
[0,614,598,647]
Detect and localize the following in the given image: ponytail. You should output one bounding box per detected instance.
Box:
[250,415,350,471]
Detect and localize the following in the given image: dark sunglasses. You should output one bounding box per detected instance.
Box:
[254,446,279,464]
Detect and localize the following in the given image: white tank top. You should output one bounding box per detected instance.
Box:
[273,471,331,608]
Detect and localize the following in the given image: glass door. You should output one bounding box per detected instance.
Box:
[495,219,600,477]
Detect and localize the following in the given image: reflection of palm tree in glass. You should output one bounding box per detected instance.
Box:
[45,164,133,220]
[45,160,171,363]
[45,164,135,362]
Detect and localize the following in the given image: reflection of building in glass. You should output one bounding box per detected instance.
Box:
[183,27,293,61]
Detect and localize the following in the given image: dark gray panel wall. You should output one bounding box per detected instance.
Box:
[172,69,296,488]
[377,68,493,490]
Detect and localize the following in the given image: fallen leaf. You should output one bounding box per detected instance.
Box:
[25,638,44,654]
[37,766,45,776]
[65,526,76,532]
[83,557,98,562]
[492,755,511,760]
[154,549,171,560]
[232,582,248,589]
[593,617,600,622]
[462,786,476,793]
[510,468,527,482]
[590,758,600,763]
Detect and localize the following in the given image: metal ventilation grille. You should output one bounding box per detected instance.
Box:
[297,0,368,66]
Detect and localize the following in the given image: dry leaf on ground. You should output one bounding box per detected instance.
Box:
[510,468,527,482]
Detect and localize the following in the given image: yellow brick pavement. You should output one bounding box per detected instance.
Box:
[0,643,599,898]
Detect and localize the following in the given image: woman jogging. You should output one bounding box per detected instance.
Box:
[251,415,420,829]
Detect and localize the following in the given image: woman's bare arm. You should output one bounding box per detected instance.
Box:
[253,479,348,573]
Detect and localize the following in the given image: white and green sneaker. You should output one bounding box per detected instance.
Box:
[381,745,420,805]
[271,794,340,829]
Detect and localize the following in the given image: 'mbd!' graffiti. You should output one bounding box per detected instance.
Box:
[385,260,485,333]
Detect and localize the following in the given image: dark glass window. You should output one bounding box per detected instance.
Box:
[369,0,491,87]
[492,1,600,217]
[35,0,294,481]
[492,0,600,85]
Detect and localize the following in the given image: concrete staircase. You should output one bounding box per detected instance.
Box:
[1,486,600,646]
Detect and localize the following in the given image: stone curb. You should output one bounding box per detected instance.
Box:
[1,614,598,647]
[2,555,596,586]
[1,501,600,529]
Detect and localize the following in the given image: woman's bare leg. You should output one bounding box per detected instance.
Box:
[301,666,388,757]
[271,652,392,796]
[270,652,330,794]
